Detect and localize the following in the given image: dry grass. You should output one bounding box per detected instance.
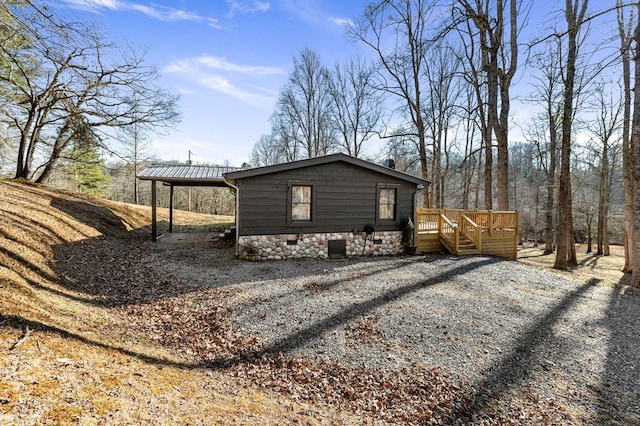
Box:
[517,244,631,289]
[0,180,358,425]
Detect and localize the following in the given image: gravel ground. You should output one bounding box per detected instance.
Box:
[58,233,640,424]
[144,234,640,424]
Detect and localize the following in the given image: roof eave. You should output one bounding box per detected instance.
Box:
[223,153,430,186]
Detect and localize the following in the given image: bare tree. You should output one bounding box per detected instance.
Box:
[423,44,463,208]
[0,2,179,183]
[587,81,623,256]
[554,0,589,271]
[456,16,493,209]
[270,109,302,163]
[617,0,634,273]
[631,3,640,287]
[457,83,481,210]
[348,0,436,182]
[456,0,520,210]
[328,56,383,158]
[275,48,336,159]
[525,40,564,254]
[249,134,283,167]
[114,122,157,204]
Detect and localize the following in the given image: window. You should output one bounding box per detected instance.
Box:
[288,183,315,226]
[377,184,399,223]
[291,185,312,221]
[379,188,396,220]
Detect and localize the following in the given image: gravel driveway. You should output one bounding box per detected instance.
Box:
[95,234,640,424]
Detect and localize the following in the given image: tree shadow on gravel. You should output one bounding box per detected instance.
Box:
[51,232,455,308]
[4,256,498,371]
[207,256,499,367]
[595,281,640,424]
[446,279,596,421]
[229,255,445,318]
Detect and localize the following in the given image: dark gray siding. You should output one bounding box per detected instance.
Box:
[237,161,417,236]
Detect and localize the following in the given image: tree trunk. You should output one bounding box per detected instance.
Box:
[534,183,540,247]
[618,1,634,273]
[632,6,640,287]
[567,177,578,267]
[586,210,593,254]
[554,0,587,271]
[596,139,609,255]
[544,127,557,255]
[495,0,518,211]
[484,132,493,209]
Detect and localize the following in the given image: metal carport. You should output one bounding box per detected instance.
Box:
[137,164,241,241]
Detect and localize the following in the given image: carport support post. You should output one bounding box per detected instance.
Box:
[151,180,157,242]
[169,184,174,233]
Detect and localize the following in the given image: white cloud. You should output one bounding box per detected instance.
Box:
[200,75,271,106]
[197,56,283,75]
[128,4,202,21]
[164,56,284,76]
[329,16,354,27]
[164,56,284,106]
[226,0,271,17]
[59,0,219,26]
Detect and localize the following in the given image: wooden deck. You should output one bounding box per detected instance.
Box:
[415,208,519,259]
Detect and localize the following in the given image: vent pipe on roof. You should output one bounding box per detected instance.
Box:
[384,158,395,169]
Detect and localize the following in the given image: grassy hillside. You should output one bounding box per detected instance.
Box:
[0,180,353,424]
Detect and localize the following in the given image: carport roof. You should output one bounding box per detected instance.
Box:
[137,163,242,187]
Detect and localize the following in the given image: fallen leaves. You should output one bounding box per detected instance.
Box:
[237,355,468,424]
[345,315,384,346]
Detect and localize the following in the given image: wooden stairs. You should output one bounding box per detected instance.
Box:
[440,232,481,256]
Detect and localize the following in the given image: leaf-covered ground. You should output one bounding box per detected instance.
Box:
[0,180,358,425]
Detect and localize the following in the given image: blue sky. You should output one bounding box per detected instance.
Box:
[52,1,624,168]
[55,0,370,166]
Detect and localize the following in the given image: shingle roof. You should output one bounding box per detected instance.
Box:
[137,164,242,186]
[223,153,430,186]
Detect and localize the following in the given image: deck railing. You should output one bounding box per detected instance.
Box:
[460,214,482,251]
[416,209,441,233]
[439,213,459,254]
[416,208,519,258]
[418,208,519,235]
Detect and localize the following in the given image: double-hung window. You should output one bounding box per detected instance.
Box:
[377,183,399,223]
[288,182,315,226]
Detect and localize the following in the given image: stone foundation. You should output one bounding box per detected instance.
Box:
[238,231,404,260]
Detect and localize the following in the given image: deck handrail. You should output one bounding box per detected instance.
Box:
[418,208,519,233]
[460,214,482,252]
[439,213,458,254]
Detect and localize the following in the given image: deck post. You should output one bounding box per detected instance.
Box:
[514,210,520,259]
[488,210,493,236]
[454,226,459,254]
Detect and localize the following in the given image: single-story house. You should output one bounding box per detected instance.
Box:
[223,153,430,260]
